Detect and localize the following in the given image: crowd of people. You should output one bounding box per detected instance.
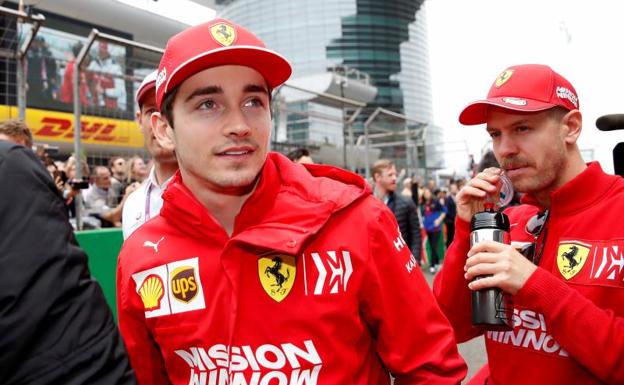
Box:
[372,159,467,274]
[0,118,151,230]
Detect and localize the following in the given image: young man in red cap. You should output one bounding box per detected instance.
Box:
[116,18,466,385]
[122,70,178,239]
[434,64,624,384]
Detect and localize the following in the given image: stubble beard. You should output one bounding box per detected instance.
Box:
[511,144,566,195]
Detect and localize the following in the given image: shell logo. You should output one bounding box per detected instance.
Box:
[138,274,165,311]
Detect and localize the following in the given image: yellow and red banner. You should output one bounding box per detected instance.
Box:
[0,105,144,149]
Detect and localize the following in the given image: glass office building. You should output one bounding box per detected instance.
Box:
[218,0,441,169]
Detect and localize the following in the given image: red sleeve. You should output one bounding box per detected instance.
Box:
[433,218,483,343]
[514,267,624,384]
[361,205,467,384]
[117,250,171,385]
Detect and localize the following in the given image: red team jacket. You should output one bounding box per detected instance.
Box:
[117,153,466,385]
[434,162,624,384]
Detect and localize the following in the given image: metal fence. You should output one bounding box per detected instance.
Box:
[273,83,434,180]
[70,29,164,229]
[0,4,445,228]
[0,5,164,229]
[0,5,44,119]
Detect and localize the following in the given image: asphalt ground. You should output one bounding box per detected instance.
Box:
[421,266,487,383]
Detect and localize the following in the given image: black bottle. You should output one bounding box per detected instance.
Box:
[470,208,512,330]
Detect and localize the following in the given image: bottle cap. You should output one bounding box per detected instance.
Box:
[471,210,510,232]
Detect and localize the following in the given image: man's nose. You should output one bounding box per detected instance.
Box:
[496,134,519,158]
[223,109,251,138]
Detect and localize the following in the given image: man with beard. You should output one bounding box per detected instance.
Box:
[434,64,624,385]
[122,71,178,239]
[116,18,466,385]
[372,159,422,265]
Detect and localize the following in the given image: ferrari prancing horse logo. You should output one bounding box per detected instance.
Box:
[210,22,236,46]
[557,242,590,280]
[258,255,296,302]
[495,69,514,88]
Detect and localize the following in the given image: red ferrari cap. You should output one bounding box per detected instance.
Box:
[135,70,157,107]
[459,64,579,125]
[155,18,292,110]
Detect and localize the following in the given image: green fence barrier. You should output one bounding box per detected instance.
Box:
[75,228,123,320]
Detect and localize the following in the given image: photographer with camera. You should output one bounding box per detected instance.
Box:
[82,165,139,228]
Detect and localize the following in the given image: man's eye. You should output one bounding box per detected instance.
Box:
[244,98,264,108]
[488,131,500,138]
[199,100,216,109]
[516,126,530,133]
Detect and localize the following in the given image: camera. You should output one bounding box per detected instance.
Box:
[68,178,89,190]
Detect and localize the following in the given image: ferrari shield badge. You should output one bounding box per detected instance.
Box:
[258,255,296,302]
[210,22,236,46]
[557,242,590,280]
[495,69,514,88]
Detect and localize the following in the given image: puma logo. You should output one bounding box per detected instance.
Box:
[143,236,165,253]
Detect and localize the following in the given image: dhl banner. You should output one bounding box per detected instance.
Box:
[0,105,144,149]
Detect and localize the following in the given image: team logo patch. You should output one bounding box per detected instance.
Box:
[495,69,514,87]
[502,97,527,106]
[171,266,198,303]
[557,242,590,280]
[132,257,205,318]
[155,67,167,93]
[138,274,165,311]
[556,86,578,108]
[210,22,236,46]
[309,250,353,295]
[258,255,296,302]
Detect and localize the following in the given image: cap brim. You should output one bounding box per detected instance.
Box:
[458,98,557,125]
[165,45,292,96]
[136,80,156,106]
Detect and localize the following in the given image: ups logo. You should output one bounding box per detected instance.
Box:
[171,266,198,303]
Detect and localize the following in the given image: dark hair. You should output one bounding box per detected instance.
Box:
[44,157,57,168]
[108,155,124,169]
[410,180,420,206]
[160,86,179,129]
[286,148,310,162]
[72,43,83,58]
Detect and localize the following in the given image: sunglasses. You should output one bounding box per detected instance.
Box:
[524,210,550,265]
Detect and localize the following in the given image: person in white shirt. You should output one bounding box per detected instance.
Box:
[122,71,178,239]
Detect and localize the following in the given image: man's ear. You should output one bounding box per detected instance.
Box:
[151,111,175,151]
[562,109,582,145]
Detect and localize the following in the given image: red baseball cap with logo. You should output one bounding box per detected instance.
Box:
[135,70,158,107]
[459,64,579,125]
[155,18,292,110]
